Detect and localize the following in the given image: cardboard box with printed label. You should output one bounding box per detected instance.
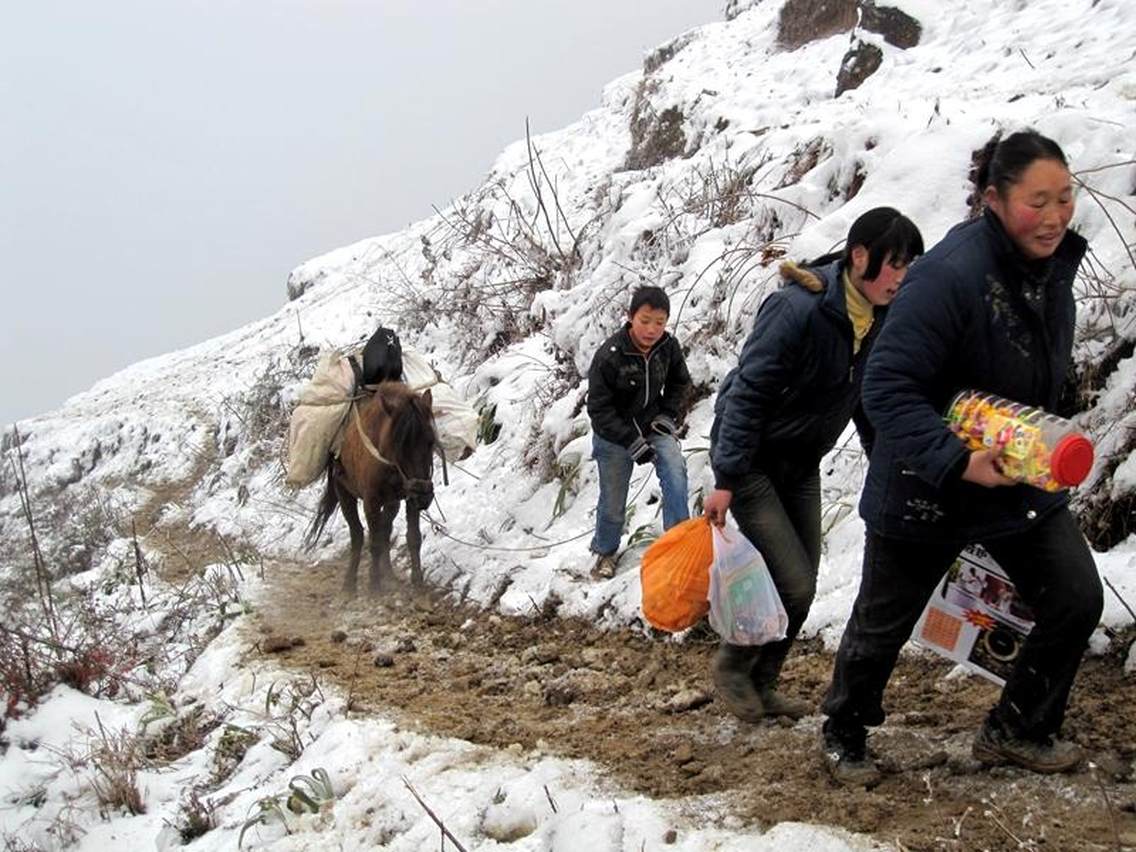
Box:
[911,543,1036,686]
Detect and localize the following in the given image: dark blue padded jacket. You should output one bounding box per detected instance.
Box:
[711,259,880,490]
[859,209,1086,540]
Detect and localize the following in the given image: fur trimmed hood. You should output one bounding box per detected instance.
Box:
[779,260,824,293]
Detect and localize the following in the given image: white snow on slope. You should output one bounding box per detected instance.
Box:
[1,1,1134,849]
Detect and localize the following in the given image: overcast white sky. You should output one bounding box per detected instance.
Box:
[1,0,720,425]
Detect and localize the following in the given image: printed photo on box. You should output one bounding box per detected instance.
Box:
[911,543,1036,686]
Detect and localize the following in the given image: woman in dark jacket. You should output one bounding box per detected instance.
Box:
[706,207,924,721]
[821,130,1103,786]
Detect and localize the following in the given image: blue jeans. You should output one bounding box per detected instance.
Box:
[589,432,689,556]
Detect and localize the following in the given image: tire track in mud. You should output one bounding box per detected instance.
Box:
[255,557,1136,850]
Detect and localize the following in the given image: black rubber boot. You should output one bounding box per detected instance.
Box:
[757,687,810,720]
[713,643,764,722]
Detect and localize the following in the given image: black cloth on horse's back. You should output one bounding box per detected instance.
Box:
[362,326,403,385]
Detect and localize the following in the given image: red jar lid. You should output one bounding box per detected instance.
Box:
[1051,434,1094,487]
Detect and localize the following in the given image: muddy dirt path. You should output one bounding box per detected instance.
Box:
[247,554,1136,851]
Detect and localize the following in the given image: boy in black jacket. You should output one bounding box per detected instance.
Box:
[586,286,691,578]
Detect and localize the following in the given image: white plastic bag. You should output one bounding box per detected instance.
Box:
[285,350,355,488]
[401,348,479,463]
[708,525,788,645]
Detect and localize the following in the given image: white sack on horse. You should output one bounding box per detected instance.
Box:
[285,350,355,488]
[401,348,478,463]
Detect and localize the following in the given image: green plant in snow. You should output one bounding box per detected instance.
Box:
[477,401,502,445]
[237,768,336,848]
[548,456,581,526]
[286,768,336,814]
[139,691,176,731]
[238,796,291,848]
[626,522,659,549]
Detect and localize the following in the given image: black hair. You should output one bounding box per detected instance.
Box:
[845,207,924,280]
[628,285,670,317]
[811,207,925,280]
[973,128,1068,199]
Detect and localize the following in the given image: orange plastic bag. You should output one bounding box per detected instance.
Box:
[640,516,713,632]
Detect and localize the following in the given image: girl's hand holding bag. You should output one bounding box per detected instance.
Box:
[708,524,788,645]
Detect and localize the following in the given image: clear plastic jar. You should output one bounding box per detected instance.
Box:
[945,390,1094,492]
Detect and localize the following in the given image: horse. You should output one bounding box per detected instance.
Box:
[305,381,437,595]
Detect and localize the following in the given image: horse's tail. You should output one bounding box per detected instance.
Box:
[303,462,339,550]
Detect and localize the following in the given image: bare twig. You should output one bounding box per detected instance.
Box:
[1073,159,1136,177]
[10,426,57,639]
[1074,176,1136,274]
[527,118,581,258]
[525,118,564,257]
[401,778,469,852]
[131,519,148,609]
[1088,761,1122,851]
[1103,576,1136,625]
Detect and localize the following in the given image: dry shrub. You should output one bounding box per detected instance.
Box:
[775,137,832,189]
[172,788,217,842]
[3,836,46,852]
[144,704,218,765]
[678,156,765,229]
[212,724,258,783]
[423,123,587,368]
[1075,417,1136,551]
[83,718,148,817]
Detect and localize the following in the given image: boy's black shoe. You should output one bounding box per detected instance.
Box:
[821,718,881,787]
[972,719,1082,774]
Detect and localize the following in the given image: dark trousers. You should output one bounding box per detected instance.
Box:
[822,507,1102,740]
[721,466,821,688]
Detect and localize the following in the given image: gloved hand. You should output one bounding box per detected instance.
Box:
[628,435,656,466]
[650,415,678,438]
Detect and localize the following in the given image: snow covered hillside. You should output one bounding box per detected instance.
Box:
[2,1,1135,849]
[7,0,1134,622]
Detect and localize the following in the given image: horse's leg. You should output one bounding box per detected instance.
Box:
[366,499,398,595]
[406,502,424,587]
[335,480,364,597]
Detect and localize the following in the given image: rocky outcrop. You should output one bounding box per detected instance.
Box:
[860,3,921,48]
[724,0,762,21]
[777,0,858,50]
[835,38,884,96]
[778,0,921,96]
[625,90,687,171]
[779,0,921,50]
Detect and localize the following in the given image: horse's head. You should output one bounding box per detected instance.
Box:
[379,385,437,510]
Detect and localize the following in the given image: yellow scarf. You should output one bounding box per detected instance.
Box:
[843,270,875,354]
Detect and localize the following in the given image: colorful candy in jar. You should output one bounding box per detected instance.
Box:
[945,391,1094,492]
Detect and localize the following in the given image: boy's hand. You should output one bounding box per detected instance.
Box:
[629,436,656,465]
[704,488,732,527]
